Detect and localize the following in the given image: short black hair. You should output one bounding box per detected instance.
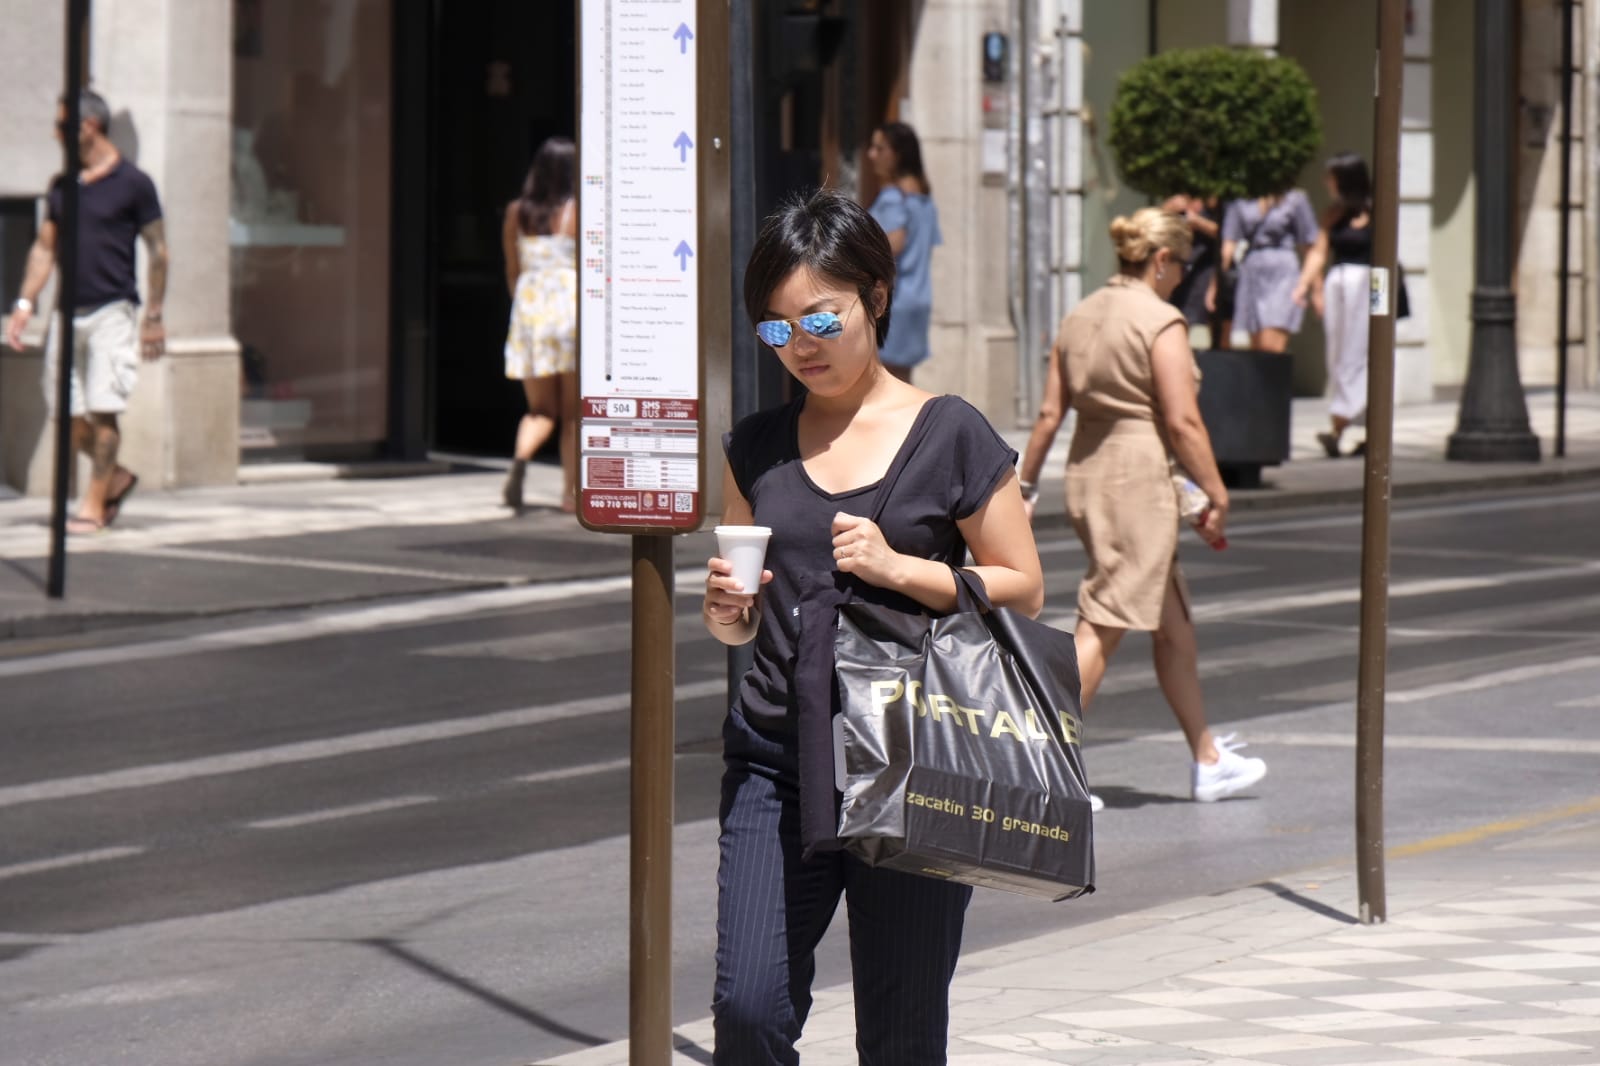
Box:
[58,89,112,133]
[744,188,896,348]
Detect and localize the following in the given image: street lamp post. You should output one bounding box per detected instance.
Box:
[1447,0,1539,462]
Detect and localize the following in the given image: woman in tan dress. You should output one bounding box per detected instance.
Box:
[1018,207,1267,808]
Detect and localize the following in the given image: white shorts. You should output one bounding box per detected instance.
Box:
[42,300,141,417]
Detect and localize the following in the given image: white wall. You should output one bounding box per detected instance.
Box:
[0,2,67,198]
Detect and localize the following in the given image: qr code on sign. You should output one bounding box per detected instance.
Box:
[674,492,693,513]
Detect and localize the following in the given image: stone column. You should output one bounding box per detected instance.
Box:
[1228,0,1278,52]
[1056,0,1085,338]
[909,0,1019,424]
[0,1,67,492]
[90,0,240,489]
[1517,0,1589,391]
[1396,0,1435,402]
[1448,0,1540,461]
[1584,0,1600,391]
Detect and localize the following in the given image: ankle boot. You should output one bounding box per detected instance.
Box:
[502,461,526,508]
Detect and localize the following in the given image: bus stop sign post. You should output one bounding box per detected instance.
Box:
[577,1,730,1060]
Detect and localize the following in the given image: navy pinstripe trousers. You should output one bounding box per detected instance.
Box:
[712,707,972,1065]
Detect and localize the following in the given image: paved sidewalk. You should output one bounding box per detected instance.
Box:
[1218,391,1600,508]
[0,458,654,639]
[0,392,1597,640]
[544,805,1600,1066]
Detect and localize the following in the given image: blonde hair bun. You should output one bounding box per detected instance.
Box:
[1110,206,1192,267]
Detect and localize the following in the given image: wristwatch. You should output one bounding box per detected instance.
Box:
[1019,479,1040,503]
[12,297,32,314]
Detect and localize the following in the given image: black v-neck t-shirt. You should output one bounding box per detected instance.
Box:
[47,159,163,311]
[723,394,1018,734]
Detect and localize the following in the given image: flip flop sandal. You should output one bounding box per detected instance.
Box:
[67,516,106,536]
[104,471,139,526]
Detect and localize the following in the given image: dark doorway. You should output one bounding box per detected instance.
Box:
[428,2,576,456]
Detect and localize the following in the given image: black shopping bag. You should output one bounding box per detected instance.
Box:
[834,569,1095,901]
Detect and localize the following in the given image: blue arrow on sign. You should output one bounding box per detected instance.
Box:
[673,22,694,53]
[673,240,694,271]
[673,131,694,163]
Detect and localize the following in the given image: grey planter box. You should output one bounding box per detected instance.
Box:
[1195,349,1294,489]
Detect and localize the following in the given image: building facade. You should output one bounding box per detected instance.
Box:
[1068,0,1595,405]
[0,0,1590,493]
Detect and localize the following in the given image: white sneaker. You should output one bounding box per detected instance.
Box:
[1192,734,1267,802]
[1089,793,1105,813]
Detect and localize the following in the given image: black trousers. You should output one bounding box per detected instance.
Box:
[712,708,972,1066]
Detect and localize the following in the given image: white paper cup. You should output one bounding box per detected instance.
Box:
[715,525,772,594]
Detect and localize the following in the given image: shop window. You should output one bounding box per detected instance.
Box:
[231,0,391,455]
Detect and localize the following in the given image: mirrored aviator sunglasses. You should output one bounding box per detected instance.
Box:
[754,311,846,348]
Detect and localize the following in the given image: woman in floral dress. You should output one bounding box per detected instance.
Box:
[501,137,577,511]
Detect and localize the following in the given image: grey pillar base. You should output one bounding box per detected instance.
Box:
[1445,428,1541,462]
[1449,288,1540,463]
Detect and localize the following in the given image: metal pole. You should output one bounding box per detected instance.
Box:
[1023,2,1051,427]
[48,0,90,600]
[727,0,758,707]
[1447,0,1540,462]
[1356,0,1405,927]
[1052,10,1069,334]
[630,534,675,1065]
[1006,0,1026,421]
[728,0,758,426]
[1555,0,1574,458]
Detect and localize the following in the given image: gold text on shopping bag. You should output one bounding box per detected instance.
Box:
[869,678,1082,746]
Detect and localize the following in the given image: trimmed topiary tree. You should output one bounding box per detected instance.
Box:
[1108,47,1321,201]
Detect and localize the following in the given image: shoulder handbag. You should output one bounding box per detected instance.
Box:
[833,568,1095,900]
[1216,208,1265,306]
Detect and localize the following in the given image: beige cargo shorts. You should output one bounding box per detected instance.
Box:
[42,300,141,417]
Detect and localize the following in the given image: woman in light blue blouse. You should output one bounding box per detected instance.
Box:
[866,122,941,383]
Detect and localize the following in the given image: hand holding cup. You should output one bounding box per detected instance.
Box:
[707,525,773,625]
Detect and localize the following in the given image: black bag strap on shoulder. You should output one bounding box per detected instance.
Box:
[865,395,947,523]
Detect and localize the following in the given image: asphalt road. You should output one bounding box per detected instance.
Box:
[2,484,1598,1065]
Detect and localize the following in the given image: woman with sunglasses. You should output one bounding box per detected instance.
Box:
[702,189,1043,1064]
[1017,208,1267,810]
[865,122,941,382]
